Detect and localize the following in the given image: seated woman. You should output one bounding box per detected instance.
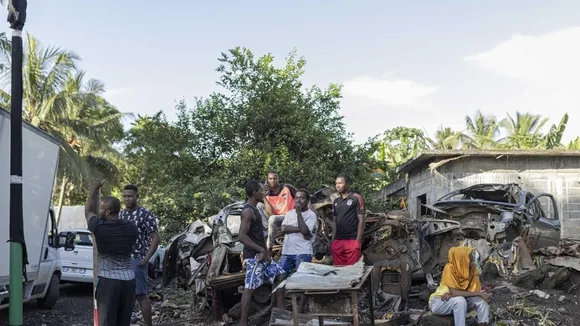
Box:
[429,246,492,326]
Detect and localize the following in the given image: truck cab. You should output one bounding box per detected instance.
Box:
[0,208,75,309]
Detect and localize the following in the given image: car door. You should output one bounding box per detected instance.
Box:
[525,193,561,248]
[35,210,60,297]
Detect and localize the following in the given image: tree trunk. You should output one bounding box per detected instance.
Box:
[55,176,68,226]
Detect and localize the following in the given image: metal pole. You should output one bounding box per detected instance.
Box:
[92,190,100,326]
[7,1,27,325]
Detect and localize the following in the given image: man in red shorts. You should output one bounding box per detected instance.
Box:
[331,173,365,266]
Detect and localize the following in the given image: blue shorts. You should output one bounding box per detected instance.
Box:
[132,259,148,296]
[244,258,285,290]
[279,254,312,277]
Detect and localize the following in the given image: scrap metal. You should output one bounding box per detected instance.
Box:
[161,182,563,319]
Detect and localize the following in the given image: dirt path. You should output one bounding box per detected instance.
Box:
[0,284,94,326]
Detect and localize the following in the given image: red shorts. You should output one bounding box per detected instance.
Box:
[331,239,361,266]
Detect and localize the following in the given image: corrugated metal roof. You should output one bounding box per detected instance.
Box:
[397,149,580,175]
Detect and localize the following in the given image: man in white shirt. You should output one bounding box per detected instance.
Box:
[280,189,317,272]
[279,189,317,311]
[280,190,316,276]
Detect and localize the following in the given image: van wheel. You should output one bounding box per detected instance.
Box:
[37,273,60,309]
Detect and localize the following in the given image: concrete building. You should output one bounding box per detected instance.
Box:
[381,150,580,239]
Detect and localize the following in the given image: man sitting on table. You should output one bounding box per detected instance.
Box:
[263,170,297,249]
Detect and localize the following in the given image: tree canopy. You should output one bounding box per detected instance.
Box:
[123,47,378,234]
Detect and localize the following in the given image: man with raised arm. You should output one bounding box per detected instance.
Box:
[119,184,160,326]
[239,180,285,326]
[84,180,138,326]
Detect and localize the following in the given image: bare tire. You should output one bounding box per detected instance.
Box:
[37,273,59,309]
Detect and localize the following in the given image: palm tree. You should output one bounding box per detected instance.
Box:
[500,112,548,149]
[0,33,128,220]
[50,71,128,220]
[429,126,463,149]
[463,110,500,149]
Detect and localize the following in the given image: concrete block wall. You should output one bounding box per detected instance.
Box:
[406,156,580,239]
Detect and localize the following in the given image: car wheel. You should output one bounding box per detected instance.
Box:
[37,273,60,309]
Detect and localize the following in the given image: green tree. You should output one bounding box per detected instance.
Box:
[123,48,379,235]
[499,111,548,149]
[0,33,127,219]
[429,126,463,149]
[567,137,580,150]
[463,110,499,149]
[372,127,430,184]
[543,113,568,149]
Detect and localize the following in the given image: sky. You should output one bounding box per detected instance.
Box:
[8,0,580,144]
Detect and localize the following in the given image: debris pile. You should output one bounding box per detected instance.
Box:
[535,239,580,272]
[131,283,227,326]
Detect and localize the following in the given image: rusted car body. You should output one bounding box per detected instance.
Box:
[364,183,562,277]
[162,202,247,315]
[426,183,561,248]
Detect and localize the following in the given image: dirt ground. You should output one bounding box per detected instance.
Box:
[3,267,580,326]
[0,283,93,326]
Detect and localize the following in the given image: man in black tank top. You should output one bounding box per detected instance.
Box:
[239,180,285,326]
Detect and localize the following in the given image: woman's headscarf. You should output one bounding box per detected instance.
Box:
[441,246,481,292]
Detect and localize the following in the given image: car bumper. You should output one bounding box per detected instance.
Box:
[61,267,94,283]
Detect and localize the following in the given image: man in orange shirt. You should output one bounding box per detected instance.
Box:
[263,171,297,250]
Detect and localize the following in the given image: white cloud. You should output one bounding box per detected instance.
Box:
[342,74,437,107]
[464,27,580,86]
[464,27,580,116]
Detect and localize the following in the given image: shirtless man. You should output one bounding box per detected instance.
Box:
[238,180,285,326]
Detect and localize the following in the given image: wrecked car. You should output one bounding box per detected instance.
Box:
[162,202,247,316]
[162,190,338,317]
[426,183,561,248]
[364,183,562,279]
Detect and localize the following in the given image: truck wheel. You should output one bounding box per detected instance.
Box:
[37,273,60,309]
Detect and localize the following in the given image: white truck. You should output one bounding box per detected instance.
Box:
[0,108,75,309]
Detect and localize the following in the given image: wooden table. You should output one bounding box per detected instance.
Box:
[285,266,375,326]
